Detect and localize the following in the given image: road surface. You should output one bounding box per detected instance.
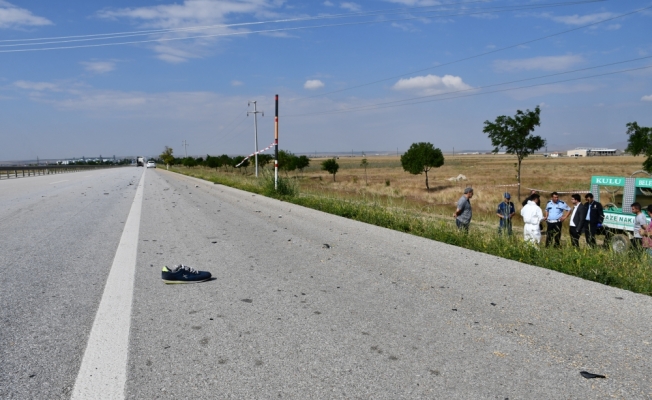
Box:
[1,167,651,399]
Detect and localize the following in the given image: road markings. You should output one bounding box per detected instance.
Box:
[49,180,68,184]
[71,170,145,400]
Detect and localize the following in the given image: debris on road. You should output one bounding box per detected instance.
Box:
[580,371,606,379]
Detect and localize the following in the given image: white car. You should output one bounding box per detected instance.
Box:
[146,161,156,168]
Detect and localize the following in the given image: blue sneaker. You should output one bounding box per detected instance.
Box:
[162,264,212,284]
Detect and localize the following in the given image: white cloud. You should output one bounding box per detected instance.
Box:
[493,55,584,72]
[544,12,617,26]
[14,80,59,91]
[304,79,325,90]
[96,0,283,63]
[231,80,244,86]
[81,61,116,74]
[340,2,360,12]
[323,1,334,6]
[0,0,52,29]
[393,74,472,95]
[642,95,652,102]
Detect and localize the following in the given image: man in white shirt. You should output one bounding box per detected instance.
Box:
[521,193,543,244]
[568,194,586,247]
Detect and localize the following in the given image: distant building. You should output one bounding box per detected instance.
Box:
[566,148,617,157]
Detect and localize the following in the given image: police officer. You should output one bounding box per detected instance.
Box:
[544,191,571,247]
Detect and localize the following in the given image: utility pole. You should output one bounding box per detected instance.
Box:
[247,101,264,177]
[274,95,279,190]
[182,140,189,158]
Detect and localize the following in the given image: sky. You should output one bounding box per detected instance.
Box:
[1,0,651,161]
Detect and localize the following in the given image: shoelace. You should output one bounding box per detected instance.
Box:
[176,264,198,274]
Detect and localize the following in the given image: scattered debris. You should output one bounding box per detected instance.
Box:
[580,371,606,379]
[241,299,253,303]
[322,244,331,249]
[447,174,468,182]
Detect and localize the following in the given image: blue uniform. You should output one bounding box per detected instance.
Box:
[497,201,515,235]
[545,200,570,221]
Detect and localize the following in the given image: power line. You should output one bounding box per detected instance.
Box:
[0,0,543,45]
[0,0,606,53]
[286,55,652,116]
[285,64,652,117]
[294,3,652,102]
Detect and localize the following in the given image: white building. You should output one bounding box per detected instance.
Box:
[566,148,617,157]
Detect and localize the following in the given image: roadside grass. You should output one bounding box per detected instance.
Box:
[170,165,652,296]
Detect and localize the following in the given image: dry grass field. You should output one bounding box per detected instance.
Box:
[291,154,645,225]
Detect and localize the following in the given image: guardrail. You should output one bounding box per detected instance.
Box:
[0,165,129,180]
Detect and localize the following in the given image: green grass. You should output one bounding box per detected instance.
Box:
[170,166,652,296]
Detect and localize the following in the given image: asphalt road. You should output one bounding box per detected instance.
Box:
[2,167,651,399]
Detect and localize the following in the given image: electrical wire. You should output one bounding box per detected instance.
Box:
[0,0,606,53]
[0,0,552,44]
[296,3,652,101]
[285,64,652,117]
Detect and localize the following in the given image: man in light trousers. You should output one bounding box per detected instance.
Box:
[521,193,544,244]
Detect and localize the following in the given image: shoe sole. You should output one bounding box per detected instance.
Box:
[162,278,211,284]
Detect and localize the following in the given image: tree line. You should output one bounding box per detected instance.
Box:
[158,147,311,175]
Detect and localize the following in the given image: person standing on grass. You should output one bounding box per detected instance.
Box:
[544,192,571,248]
[639,204,652,256]
[521,193,543,244]
[496,192,515,235]
[583,193,604,248]
[568,194,586,247]
[454,187,473,231]
[522,190,538,207]
[523,189,543,233]
[631,202,647,249]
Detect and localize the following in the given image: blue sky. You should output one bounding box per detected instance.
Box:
[1,0,651,161]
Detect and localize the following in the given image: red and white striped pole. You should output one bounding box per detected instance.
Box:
[274,94,279,191]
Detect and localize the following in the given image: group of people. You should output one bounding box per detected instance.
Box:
[452,187,650,249]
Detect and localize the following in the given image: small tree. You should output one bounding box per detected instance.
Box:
[400,142,444,191]
[232,156,249,174]
[483,105,545,202]
[625,121,652,172]
[296,155,310,174]
[219,154,232,172]
[321,158,339,181]
[258,154,273,169]
[160,146,174,166]
[206,155,221,170]
[360,158,368,184]
[279,150,298,176]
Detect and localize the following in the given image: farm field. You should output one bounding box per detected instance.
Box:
[251,154,646,226]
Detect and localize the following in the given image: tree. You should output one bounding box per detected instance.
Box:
[400,142,444,191]
[160,146,175,166]
[625,122,652,172]
[360,158,368,185]
[219,154,232,172]
[182,157,197,167]
[296,155,310,174]
[321,158,339,181]
[278,150,298,175]
[258,154,273,169]
[205,155,221,170]
[483,105,545,202]
[232,156,249,174]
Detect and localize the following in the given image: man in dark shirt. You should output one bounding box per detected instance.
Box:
[583,193,604,247]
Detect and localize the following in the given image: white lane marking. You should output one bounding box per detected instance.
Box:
[71,170,145,400]
[49,180,69,185]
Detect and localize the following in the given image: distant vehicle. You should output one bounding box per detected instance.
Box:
[137,156,145,167]
[146,161,156,168]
